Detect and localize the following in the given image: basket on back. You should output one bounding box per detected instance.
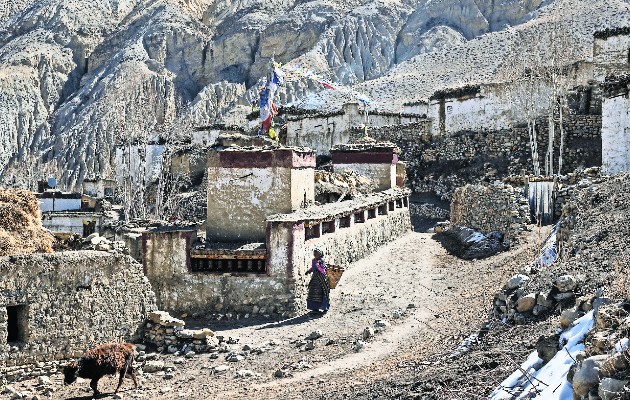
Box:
[326,264,345,289]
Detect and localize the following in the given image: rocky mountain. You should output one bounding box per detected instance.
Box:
[0,0,626,188]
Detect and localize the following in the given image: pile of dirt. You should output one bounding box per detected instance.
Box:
[0,188,54,256]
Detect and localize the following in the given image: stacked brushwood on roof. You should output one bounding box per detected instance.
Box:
[0,188,54,256]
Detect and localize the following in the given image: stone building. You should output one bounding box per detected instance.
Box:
[142,145,412,317]
[593,27,630,82]
[330,142,401,192]
[0,251,156,371]
[285,102,429,154]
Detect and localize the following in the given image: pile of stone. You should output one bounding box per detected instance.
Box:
[493,273,581,323]
[450,183,530,238]
[0,361,62,384]
[53,232,129,253]
[144,311,218,354]
[565,301,630,399]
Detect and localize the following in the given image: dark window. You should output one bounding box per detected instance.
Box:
[190,258,266,274]
[354,212,365,224]
[82,221,96,237]
[389,202,395,211]
[378,204,388,215]
[305,224,321,241]
[322,220,336,234]
[339,216,351,228]
[403,197,409,208]
[6,305,28,344]
[367,208,377,219]
[396,199,403,208]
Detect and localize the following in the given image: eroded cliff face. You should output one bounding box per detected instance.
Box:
[0,0,583,188]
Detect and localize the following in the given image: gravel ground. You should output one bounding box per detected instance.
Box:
[9,227,550,400]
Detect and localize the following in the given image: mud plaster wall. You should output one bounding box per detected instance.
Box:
[450,183,530,237]
[0,251,156,369]
[143,229,299,317]
[206,166,313,241]
[364,115,602,201]
[602,94,630,174]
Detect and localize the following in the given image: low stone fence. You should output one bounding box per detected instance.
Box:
[450,183,530,237]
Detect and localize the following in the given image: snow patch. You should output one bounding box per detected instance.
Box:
[490,311,594,400]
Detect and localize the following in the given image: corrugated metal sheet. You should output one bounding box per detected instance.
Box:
[528,181,555,225]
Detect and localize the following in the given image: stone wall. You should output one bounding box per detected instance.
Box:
[0,251,156,374]
[450,183,530,237]
[268,188,412,311]
[364,114,602,201]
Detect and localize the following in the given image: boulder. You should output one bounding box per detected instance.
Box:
[573,355,608,398]
[554,275,577,292]
[560,310,584,329]
[598,378,628,400]
[148,311,185,328]
[536,334,559,364]
[143,360,165,373]
[601,353,630,377]
[506,274,530,290]
[516,293,537,312]
[537,291,555,308]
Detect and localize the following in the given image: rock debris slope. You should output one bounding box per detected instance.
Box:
[0,0,620,188]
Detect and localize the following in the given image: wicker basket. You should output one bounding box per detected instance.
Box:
[327,264,345,289]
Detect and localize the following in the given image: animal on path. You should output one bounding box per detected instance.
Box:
[63,342,138,397]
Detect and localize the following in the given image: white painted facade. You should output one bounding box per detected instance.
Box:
[192,130,221,146]
[593,35,630,82]
[115,143,165,187]
[41,213,103,235]
[39,198,81,212]
[601,94,630,174]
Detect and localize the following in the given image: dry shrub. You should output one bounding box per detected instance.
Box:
[0,188,54,256]
[0,188,40,217]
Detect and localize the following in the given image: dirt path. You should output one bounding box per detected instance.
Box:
[14,229,544,399]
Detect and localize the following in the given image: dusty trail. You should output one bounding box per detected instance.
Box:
[16,229,542,399]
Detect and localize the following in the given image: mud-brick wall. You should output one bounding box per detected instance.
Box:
[0,251,156,371]
[366,115,602,201]
[142,229,299,318]
[450,183,530,237]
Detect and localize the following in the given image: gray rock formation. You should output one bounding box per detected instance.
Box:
[0,0,628,189]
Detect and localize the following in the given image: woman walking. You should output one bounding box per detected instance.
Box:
[306,249,330,315]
